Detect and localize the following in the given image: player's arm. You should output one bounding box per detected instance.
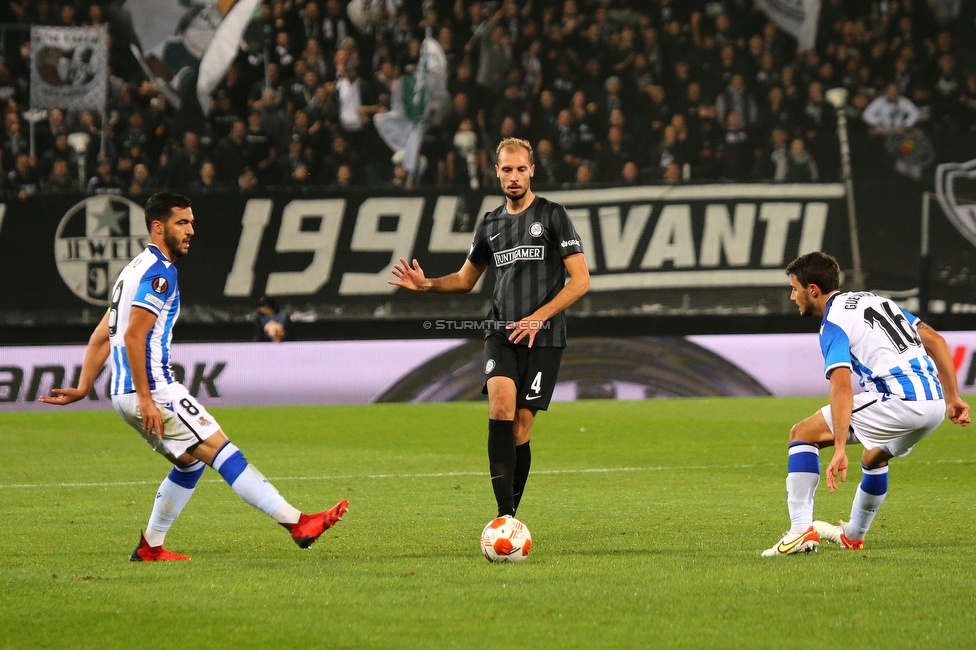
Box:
[389,257,487,294]
[124,306,164,439]
[39,311,111,406]
[825,366,853,492]
[918,322,971,426]
[508,252,590,347]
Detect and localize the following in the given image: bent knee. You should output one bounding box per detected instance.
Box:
[788,422,805,442]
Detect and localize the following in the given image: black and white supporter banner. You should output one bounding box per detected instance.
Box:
[754,0,821,52]
[0,184,851,324]
[30,26,108,111]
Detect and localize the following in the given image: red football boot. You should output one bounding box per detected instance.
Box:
[281,500,349,549]
[130,533,191,562]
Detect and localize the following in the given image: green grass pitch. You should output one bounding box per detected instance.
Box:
[1,397,974,649]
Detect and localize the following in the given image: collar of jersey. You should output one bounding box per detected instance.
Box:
[147,244,169,263]
[821,290,841,324]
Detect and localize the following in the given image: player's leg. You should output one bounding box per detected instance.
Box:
[142,453,206,548]
[761,408,835,556]
[832,398,943,546]
[510,345,562,513]
[832,446,893,545]
[189,430,347,548]
[786,410,835,532]
[512,407,537,513]
[112,392,198,560]
[486,375,518,517]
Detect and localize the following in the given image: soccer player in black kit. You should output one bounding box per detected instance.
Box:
[390,138,590,521]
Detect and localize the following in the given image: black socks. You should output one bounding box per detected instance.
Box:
[513,441,531,513]
[488,419,516,517]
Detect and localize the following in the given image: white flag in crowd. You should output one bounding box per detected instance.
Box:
[30,25,108,111]
[374,35,449,175]
[124,0,260,113]
[754,0,821,52]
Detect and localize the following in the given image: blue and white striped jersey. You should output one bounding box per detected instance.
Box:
[107,245,180,395]
[820,291,943,401]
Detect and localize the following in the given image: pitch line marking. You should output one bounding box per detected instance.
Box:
[0,459,972,490]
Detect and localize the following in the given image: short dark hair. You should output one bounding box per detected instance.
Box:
[145,192,192,231]
[786,252,840,292]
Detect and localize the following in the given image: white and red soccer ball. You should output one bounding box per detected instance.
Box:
[480,516,532,563]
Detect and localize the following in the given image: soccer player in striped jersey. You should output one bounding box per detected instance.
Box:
[42,192,347,561]
[762,252,969,557]
[390,138,590,523]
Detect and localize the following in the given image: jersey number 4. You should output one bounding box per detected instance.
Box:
[863,303,922,353]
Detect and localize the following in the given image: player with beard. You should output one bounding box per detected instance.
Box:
[390,138,590,521]
[42,192,348,560]
[762,252,969,557]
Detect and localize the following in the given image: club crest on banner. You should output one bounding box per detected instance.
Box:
[30,26,108,111]
[935,159,976,250]
[54,196,148,305]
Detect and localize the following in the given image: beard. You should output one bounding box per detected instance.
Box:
[503,185,528,201]
[163,228,189,258]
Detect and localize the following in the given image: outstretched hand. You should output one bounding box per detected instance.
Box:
[389,257,428,291]
[947,397,971,426]
[39,387,88,406]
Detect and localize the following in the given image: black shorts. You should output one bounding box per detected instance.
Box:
[482,334,564,411]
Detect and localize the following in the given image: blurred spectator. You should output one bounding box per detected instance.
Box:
[8,153,39,199]
[595,126,632,183]
[41,158,76,194]
[765,128,791,181]
[720,111,754,181]
[39,134,78,180]
[37,108,69,153]
[621,161,642,185]
[782,138,819,182]
[663,161,682,185]
[214,121,249,186]
[320,134,363,185]
[574,162,594,187]
[2,112,29,161]
[165,132,205,189]
[127,163,158,198]
[534,139,567,186]
[254,296,292,343]
[189,160,225,193]
[863,83,920,135]
[87,157,123,195]
[238,166,260,194]
[716,74,758,126]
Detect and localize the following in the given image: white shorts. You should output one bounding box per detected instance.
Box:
[821,392,945,458]
[112,382,221,458]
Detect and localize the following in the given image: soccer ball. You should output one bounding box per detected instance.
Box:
[480,516,532,563]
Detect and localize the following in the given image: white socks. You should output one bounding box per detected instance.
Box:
[786,443,820,534]
[212,442,299,524]
[845,465,889,540]
[145,460,205,547]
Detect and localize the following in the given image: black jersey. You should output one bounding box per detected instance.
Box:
[467,195,584,347]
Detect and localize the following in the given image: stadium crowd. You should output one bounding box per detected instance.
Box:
[1,0,975,198]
